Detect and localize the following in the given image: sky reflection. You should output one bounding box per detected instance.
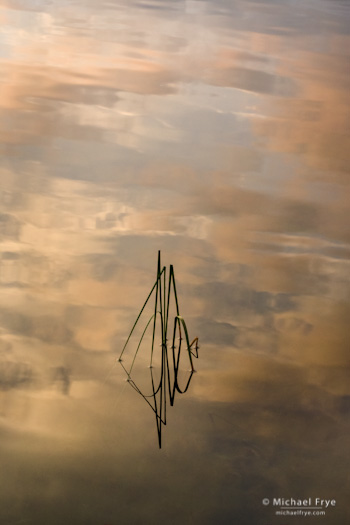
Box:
[0,0,349,524]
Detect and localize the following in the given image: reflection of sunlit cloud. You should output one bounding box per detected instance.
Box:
[254,46,350,177]
[0,49,176,108]
[71,307,117,351]
[193,332,349,409]
[68,276,146,309]
[210,216,349,299]
[188,174,350,302]
[254,232,350,261]
[193,183,273,217]
[0,213,21,241]
[1,3,323,154]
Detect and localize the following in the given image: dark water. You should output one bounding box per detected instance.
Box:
[0,1,349,524]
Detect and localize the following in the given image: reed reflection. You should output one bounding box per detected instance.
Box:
[118,251,199,448]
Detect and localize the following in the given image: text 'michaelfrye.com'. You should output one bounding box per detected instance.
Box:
[261,497,336,518]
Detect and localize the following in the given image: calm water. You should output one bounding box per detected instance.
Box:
[0,0,349,523]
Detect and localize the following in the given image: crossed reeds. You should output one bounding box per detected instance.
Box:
[118,251,199,448]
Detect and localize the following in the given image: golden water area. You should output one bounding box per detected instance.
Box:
[0,1,349,524]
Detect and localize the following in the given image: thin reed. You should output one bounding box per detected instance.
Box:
[118,251,199,448]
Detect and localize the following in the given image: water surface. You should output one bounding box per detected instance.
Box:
[0,1,349,524]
